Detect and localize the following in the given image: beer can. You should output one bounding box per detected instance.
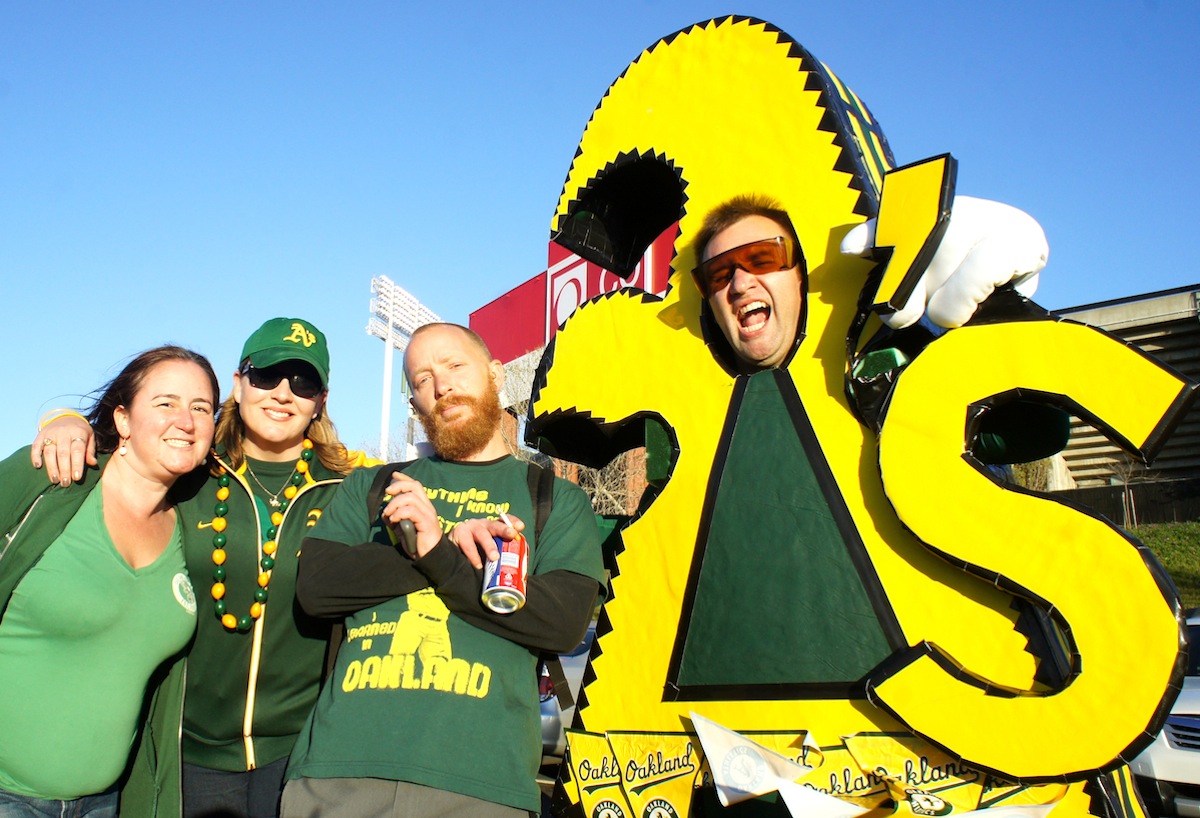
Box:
[482,532,529,613]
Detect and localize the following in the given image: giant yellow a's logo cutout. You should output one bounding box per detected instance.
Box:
[529,16,1191,818]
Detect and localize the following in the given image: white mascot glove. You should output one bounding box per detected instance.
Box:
[840,195,1048,330]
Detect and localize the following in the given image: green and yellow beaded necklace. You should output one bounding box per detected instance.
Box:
[209,439,315,632]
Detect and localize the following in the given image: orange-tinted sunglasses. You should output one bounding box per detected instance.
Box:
[692,236,798,297]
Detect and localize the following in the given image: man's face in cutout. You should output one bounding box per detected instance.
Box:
[700,214,804,371]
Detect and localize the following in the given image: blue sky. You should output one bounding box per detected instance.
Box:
[2,1,1197,459]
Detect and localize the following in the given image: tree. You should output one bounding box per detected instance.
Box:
[1106,452,1146,528]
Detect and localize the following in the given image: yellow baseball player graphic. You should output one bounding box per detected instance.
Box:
[389,588,453,677]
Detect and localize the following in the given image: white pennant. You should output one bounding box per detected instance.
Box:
[690,712,877,818]
[778,780,872,818]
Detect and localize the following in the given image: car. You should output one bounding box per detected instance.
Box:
[540,621,596,758]
[1132,611,1200,817]
[537,622,597,797]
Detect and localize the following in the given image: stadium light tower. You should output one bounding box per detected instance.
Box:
[367,275,440,456]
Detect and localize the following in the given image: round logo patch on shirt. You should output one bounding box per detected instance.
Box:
[173,572,197,615]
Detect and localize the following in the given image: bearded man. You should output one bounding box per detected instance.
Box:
[284,323,605,818]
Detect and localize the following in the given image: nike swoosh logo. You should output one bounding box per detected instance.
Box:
[196,521,214,530]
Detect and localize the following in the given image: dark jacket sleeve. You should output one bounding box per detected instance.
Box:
[414,538,600,655]
[295,535,432,618]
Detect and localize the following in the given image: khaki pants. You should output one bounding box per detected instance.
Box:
[280,778,535,818]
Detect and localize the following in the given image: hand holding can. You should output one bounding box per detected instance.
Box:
[482,511,529,613]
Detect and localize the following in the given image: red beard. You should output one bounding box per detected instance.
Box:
[418,385,504,461]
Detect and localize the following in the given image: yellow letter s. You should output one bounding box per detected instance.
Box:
[873,316,1193,781]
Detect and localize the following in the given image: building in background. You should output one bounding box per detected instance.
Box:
[470,230,675,364]
[1054,285,1200,525]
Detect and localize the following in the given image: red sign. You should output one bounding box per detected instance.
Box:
[469,272,547,365]
[470,226,676,365]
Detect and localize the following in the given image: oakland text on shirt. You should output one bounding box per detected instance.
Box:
[339,596,493,700]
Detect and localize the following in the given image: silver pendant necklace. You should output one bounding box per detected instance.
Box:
[244,463,296,508]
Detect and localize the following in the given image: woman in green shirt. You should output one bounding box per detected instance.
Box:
[0,345,219,818]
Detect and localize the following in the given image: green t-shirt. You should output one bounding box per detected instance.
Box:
[178,457,340,771]
[0,488,196,798]
[286,456,604,812]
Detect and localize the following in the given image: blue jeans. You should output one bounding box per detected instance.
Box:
[0,788,117,818]
[182,758,288,818]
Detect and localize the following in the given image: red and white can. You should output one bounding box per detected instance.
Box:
[482,532,529,613]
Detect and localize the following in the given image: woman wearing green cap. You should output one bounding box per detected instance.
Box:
[35,317,374,818]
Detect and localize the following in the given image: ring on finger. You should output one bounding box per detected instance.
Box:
[70,436,86,443]
[42,438,57,448]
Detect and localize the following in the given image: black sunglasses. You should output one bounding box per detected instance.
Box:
[240,362,324,399]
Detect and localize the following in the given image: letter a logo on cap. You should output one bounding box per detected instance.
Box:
[286,322,318,347]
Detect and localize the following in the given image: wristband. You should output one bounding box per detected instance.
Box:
[38,409,87,430]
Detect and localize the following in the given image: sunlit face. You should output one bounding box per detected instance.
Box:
[233,360,326,459]
[114,360,216,482]
[701,214,804,371]
[404,325,505,461]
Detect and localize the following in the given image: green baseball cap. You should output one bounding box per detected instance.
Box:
[239,317,331,387]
